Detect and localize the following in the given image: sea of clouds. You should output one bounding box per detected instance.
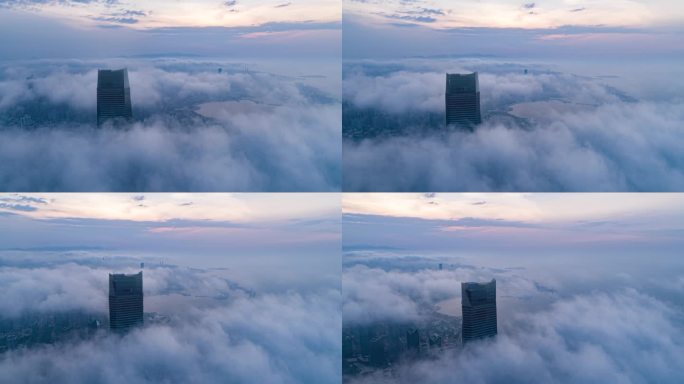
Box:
[0,59,341,191]
[342,59,684,191]
[0,251,341,383]
[342,252,684,383]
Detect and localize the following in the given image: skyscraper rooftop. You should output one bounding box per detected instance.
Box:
[461,279,497,343]
[97,68,132,126]
[446,72,479,93]
[445,72,482,129]
[108,271,143,332]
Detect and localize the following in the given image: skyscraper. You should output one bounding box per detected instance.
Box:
[369,335,387,367]
[109,272,143,331]
[97,68,132,126]
[445,72,482,129]
[406,328,419,352]
[429,334,443,349]
[461,279,497,343]
[343,335,354,359]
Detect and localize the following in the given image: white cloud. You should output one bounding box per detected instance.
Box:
[343,61,684,191]
[0,253,341,383]
[347,289,684,384]
[0,60,341,191]
[343,252,684,383]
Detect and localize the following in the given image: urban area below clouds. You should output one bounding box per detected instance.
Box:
[0,59,341,191]
[343,59,684,191]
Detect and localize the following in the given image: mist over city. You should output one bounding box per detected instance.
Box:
[0,193,342,383]
[342,0,684,191]
[342,193,684,383]
[0,0,341,192]
[1,1,683,383]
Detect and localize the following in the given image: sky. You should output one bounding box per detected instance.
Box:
[0,193,337,222]
[0,0,340,59]
[343,193,684,255]
[343,0,684,58]
[0,193,341,279]
[1,0,339,29]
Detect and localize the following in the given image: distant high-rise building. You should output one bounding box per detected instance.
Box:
[445,72,482,129]
[461,279,497,343]
[97,68,132,126]
[343,335,354,359]
[407,328,420,352]
[369,335,387,367]
[109,272,143,331]
[359,328,372,357]
[429,333,443,349]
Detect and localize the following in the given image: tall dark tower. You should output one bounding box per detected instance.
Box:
[461,279,497,343]
[445,72,481,129]
[109,272,143,332]
[97,68,132,126]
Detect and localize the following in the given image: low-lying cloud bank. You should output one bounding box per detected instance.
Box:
[343,252,684,383]
[0,59,341,191]
[0,252,341,383]
[343,255,556,326]
[347,289,684,384]
[2,292,341,383]
[342,60,684,191]
[0,112,340,191]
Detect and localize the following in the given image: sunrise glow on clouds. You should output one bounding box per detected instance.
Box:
[0,193,339,223]
[343,193,684,225]
[0,0,341,59]
[342,194,684,253]
[341,1,684,58]
[2,0,340,29]
[344,0,683,29]
[0,193,341,257]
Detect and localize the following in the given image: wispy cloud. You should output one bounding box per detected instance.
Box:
[0,203,37,212]
[0,195,48,212]
[380,13,437,23]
